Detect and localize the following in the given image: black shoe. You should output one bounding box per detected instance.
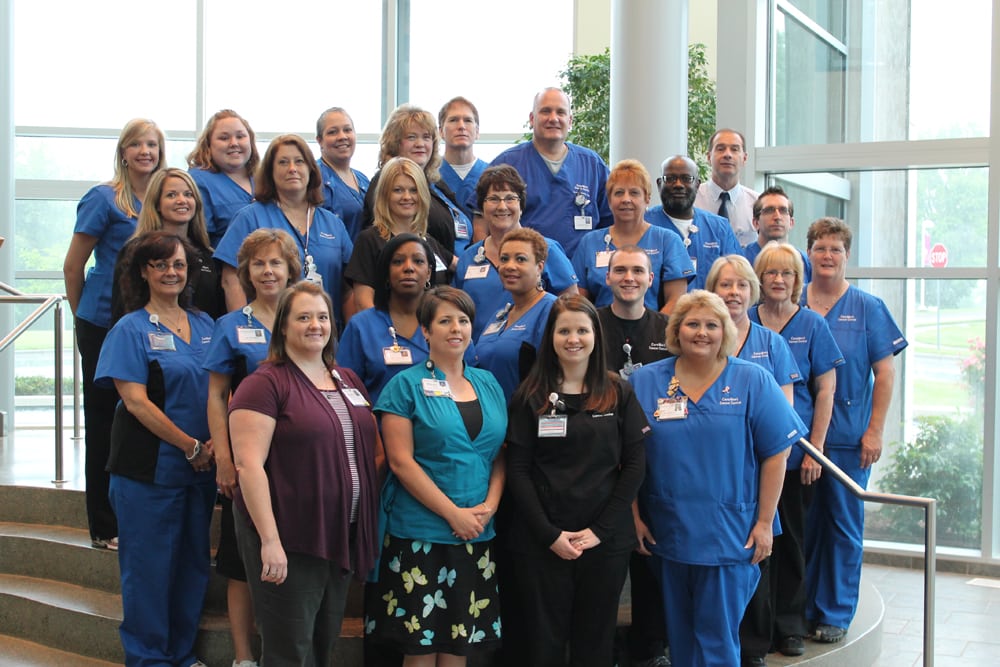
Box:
[814,624,847,643]
[741,656,767,667]
[633,656,670,667]
[777,635,805,656]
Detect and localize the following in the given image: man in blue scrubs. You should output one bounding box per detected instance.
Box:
[742,186,811,282]
[478,88,612,256]
[438,96,488,221]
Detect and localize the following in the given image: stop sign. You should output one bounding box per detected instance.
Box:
[929,243,948,268]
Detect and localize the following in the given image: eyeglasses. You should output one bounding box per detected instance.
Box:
[147,260,187,272]
[762,270,796,280]
[759,206,791,216]
[484,195,520,205]
[657,174,695,185]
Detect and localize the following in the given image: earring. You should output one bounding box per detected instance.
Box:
[122,159,128,167]
[425,280,432,290]
[537,278,544,291]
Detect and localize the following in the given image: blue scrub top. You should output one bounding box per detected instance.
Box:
[475,292,557,401]
[571,225,695,309]
[749,305,845,468]
[440,158,488,220]
[189,167,254,247]
[202,308,272,378]
[74,184,140,328]
[629,357,805,565]
[743,240,812,283]
[737,320,802,388]
[454,237,577,339]
[337,307,478,405]
[213,201,353,329]
[317,159,369,240]
[430,182,474,255]
[375,363,507,543]
[801,285,907,448]
[95,308,216,487]
[645,206,742,291]
[483,142,613,258]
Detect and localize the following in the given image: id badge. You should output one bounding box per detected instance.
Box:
[538,414,568,438]
[342,387,370,407]
[237,327,266,344]
[455,218,470,240]
[595,250,612,268]
[421,378,452,397]
[482,320,504,336]
[464,264,490,280]
[574,215,593,230]
[148,332,176,351]
[305,269,324,288]
[655,397,688,421]
[383,347,413,365]
[619,361,642,379]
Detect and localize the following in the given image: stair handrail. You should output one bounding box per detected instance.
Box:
[0,281,69,483]
[797,437,937,667]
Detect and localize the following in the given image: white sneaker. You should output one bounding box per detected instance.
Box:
[233,661,259,667]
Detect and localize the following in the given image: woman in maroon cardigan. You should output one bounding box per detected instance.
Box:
[229,281,383,665]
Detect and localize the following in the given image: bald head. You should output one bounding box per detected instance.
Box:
[658,155,700,218]
[530,88,572,148]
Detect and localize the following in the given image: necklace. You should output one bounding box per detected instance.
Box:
[149,308,186,334]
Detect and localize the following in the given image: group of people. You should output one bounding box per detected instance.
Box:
[63,87,907,667]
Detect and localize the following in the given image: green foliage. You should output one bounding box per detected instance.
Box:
[527,45,717,177]
[15,375,74,396]
[877,415,982,548]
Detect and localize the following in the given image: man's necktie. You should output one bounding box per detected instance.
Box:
[718,191,731,219]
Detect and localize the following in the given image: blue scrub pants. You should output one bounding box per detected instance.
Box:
[804,446,870,629]
[109,474,216,667]
[654,558,759,667]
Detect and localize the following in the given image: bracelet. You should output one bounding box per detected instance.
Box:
[186,439,202,461]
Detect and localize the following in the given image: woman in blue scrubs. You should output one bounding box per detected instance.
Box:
[629,290,804,667]
[454,164,578,339]
[802,218,906,644]
[187,109,259,247]
[204,228,300,667]
[316,107,369,240]
[746,242,843,658]
[572,159,693,313]
[96,232,217,667]
[475,227,557,401]
[63,118,165,551]
[214,135,354,330]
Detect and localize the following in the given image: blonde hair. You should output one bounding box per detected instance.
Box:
[379,104,442,183]
[112,119,165,219]
[186,109,259,176]
[705,254,761,304]
[134,169,211,250]
[754,242,805,303]
[665,290,738,360]
[372,157,430,241]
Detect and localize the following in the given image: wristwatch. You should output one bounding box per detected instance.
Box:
[186,439,202,461]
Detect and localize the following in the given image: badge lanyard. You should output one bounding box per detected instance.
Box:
[421,360,453,398]
[383,325,414,365]
[655,374,688,421]
[237,305,267,344]
[147,313,176,351]
[538,392,568,437]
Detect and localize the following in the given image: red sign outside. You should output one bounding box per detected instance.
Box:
[928,243,948,268]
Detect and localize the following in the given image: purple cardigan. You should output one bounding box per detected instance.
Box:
[231,361,379,581]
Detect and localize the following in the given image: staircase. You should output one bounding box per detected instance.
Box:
[0,484,364,666]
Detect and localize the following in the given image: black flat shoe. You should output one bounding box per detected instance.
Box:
[777,635,805,656]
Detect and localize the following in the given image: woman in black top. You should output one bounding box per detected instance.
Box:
[505,294,649,667]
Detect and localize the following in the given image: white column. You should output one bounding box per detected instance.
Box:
[0,0,14,433]
[610,0,688,176]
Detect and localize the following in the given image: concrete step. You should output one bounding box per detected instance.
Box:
[0,485,88,530]
[0,633,120,667]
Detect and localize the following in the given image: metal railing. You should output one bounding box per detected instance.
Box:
[797,437,937,667]
[0,281,71,483]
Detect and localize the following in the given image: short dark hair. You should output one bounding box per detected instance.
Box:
[121,231,199,313]
[753,185,794,219]
[256,135,324,206]
[475,164,527,212]
[708,128,747,153]
[416,286,476,331]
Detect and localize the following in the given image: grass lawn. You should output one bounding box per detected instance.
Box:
[913,320,984,353]
[912,377,970,412]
